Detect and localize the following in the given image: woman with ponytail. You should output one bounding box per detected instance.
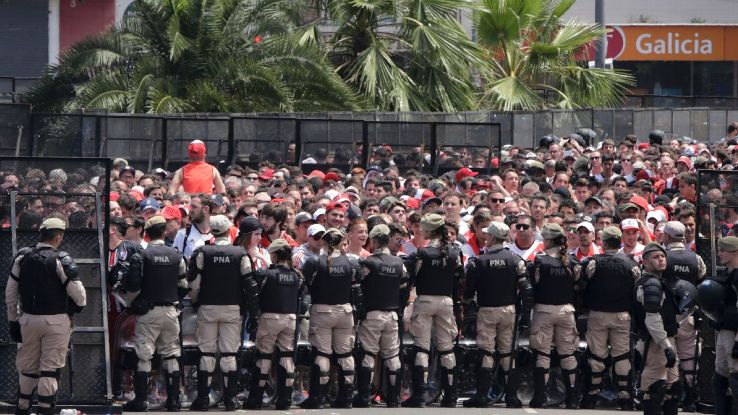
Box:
[299,228,362,409]
[528,223,580,409]
[402,213,463,408]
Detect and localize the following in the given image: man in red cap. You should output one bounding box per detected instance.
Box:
[168,139,225,195]
[325,202,347,229]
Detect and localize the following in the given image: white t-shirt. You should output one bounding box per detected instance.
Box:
[173,224,213,260]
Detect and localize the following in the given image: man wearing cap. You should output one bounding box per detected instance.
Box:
[621,218,646,264]
[634,243,680,415]
[662,221,706,411]
[711,236,738,413]
[188,215,259,411]
[462,222,533,408]
[162,205,182,246]
[579,226,640,410]
[352,224,409,408]
[403,213,463,408]
[528,223,579,409]
[325,201,347,230]
[108,216,144,343]
[292,224,325,269]
[293,212,316,245]
[139,197,160,221]
[244,239,304,410]
[573,221,602,262]
[173,193,214,260]
[168,139,225,195]
[123,216,188,412]
[299,228,362,409]
[6,218,86,415]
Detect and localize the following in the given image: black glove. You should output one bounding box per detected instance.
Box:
[354,304,366,323]
[664,347,677,368]
[9,321,21,343]
[732,342,738,360]
[246,314,259,335]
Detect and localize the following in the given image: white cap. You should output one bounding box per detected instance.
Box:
[576,222,595,233]
[312,208,326,220]
[307,224,326,237]
[646,210,667,223]
[621,218,639,231]
[324,189,339,201]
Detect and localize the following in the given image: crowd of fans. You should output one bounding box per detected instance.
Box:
[1,123,738,268]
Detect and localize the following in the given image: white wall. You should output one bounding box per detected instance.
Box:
[564,0,738,24]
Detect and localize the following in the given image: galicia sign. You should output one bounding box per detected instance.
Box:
[607,25,737,61]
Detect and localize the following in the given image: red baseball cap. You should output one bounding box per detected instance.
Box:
[637,142,650,151]
[128,189,144,202]
[308,170,325,179]
[455,167,478,182]
[677,156,692,169]
[490,158,499,168]
[414,188,436,201]
[630,194,651,212]
[188,139,206,156]
[109,191,120,202]
[326,201,346,213]
[258,168,275,180]
[406,198,420,209]
[324,172,340,182]
[162,205,182,221]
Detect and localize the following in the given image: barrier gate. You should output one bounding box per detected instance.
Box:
[0,157,112,412]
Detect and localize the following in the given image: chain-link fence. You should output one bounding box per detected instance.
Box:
[0,157,111,406]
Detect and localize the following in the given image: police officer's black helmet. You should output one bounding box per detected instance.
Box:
[674,279,698,315]
[539,134,559,149]
[697,279,727,322]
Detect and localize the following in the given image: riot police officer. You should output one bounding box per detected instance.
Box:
[188,215,258,411]
[634,243,679,415]
[299,228,362,409]
[462,221,533,408]
[403,213,463,408]
[528,223,579,409]
[579,226,640,410]
[662,221,706,411]
[353,224,409,408]
[244,239,303,410]
[123,216,188,412]
[6,218,86,415]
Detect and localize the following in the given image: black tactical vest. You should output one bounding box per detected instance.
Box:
[309,255,354,305]
[720,269,738,330]
[141,244,182,304]
[664,248,699,285]
[258,265,301,314]
[533,254,575,305]
[198,244,245,306]
[634,273,679,339]
[19,247,68,315]
[474,248,520,307]
[415,245,460,297]
[585,252,636,312]
[361,253,404,311]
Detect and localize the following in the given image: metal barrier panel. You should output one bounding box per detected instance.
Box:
[299,119,363,172]
[0,104,31,156]
[30,114,100,158]
[100,115,163,171]
[0,157,111,405]
[233,117,296,165]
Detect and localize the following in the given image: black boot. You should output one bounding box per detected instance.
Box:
[222,371,240,411]
[401,365,428,408]
[14,407,29,415]
[123,371,149,412]
[529,367,548,408]
[353,366,373,408]
[580,392,598,409]
[563,368,578,409]
[440,366,458,407]
[643,380,666,415]
[37,406,54,415]
[714,374,731,415]
[463,367,491,408]
[37,393,56,415]
[331,368,354,409]
[164,371,181,412]
[274,365,295,410]
[501,369,522,408]
[243,369,266,410]
[615,374,633,411]
[729,374,738,415]
[299,365,326,409]
[384,369,400,408]
[190,371,210,411]
[681,386,696,412]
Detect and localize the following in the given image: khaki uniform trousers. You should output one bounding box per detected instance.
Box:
[530,304,578,371]
[134,305,181,372]
[675,313,698,385]
[357,310,401,373]
[409,295,457,369]
[255,312,297,386]
[196,305,242,374]
[715,329,738,378]
[638,337,679,391]
[586,311,632,397]
[476,305,515,369]
[309,304,355,383]
[16,313,71,410]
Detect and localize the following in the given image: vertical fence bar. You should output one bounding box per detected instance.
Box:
[361,121,369,169]
[227,117,235,165]
[294,119,302,168]
[161,117,169,169]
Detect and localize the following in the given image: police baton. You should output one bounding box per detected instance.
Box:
[509,310,522,377]
[397,307,405,396]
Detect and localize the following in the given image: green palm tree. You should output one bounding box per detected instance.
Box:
[475,0,634,111]
[310,0,483,112]
[27,0,360,113]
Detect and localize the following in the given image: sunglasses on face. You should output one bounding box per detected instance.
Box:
[515,223,531,231]
[490,198,505,203]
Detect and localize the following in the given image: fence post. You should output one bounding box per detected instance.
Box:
[430,122,438,172]
[294,119,302,168]
[161,117,169,169]
[95,115,102,158]
[227,117,235,165]
[361,121,369,168]
[29,113,37,156]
